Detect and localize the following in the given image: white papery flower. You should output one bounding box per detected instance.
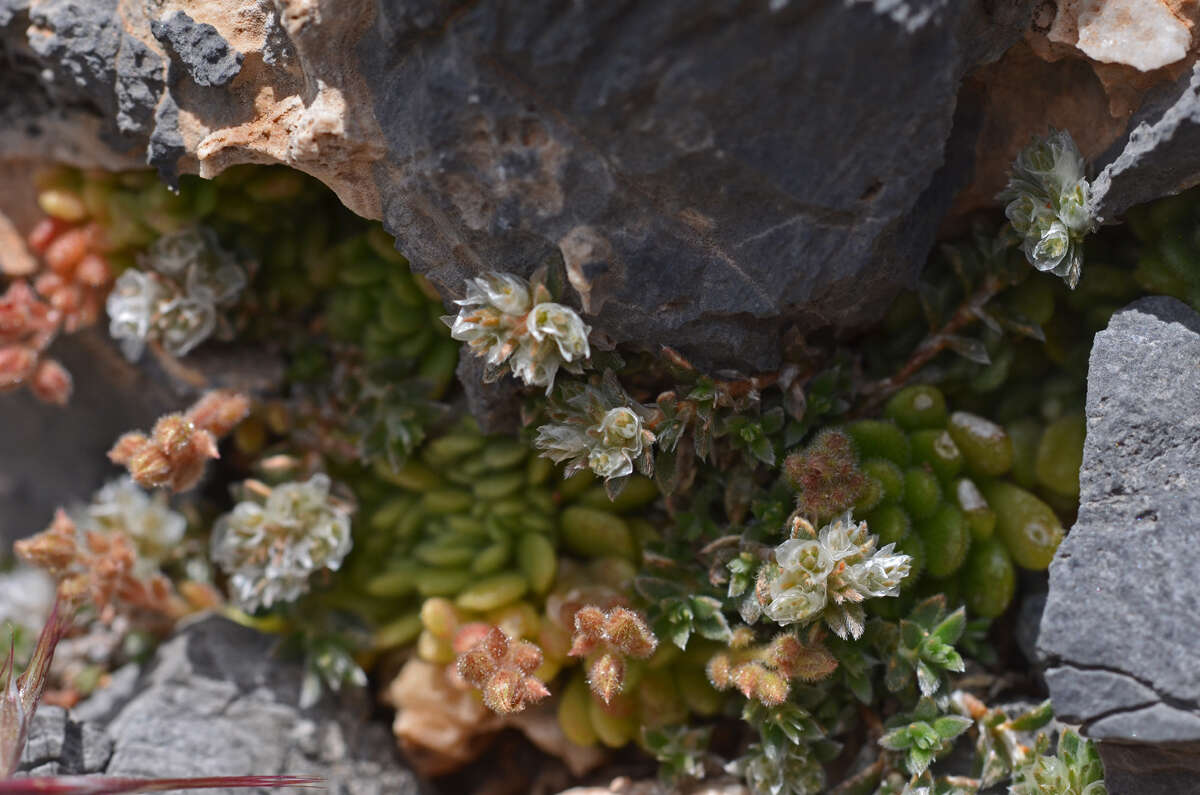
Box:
[588,446,634,480]
[761,512,910,639]
[210,474,353,612]
[105,227,246,361]
[461,272,530,316]
[107,269,166,361]
[597,407,641,451]
[999,129,1092,289]
[528,302,590,363]
[85,477,186,568]
[445,272,592,393]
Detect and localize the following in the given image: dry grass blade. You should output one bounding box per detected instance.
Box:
[0,597,71,778]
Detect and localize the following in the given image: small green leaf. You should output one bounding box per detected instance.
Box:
[932,715,972,741]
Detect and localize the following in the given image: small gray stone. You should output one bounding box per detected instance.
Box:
[150,10,243,88]
[1038,297,1200,790]
[19,707,68,770]
[455,354,523,435]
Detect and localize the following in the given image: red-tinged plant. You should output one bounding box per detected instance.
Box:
[568,605,658,704]
[455,626,550,715]
[108,390,250,492]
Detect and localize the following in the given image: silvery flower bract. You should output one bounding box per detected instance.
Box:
[210,474,353,612]
[106,227,247,361]
[534,374,656,486]
[999,129,1093,288]
[444,272,590,393]
[760,512,911,640]
[83,476,186,570]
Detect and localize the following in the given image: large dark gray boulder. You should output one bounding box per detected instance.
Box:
[1039,297,1200,793]
[18,615,427,794]
[1,0,1038,373]
[361,1,1032,371]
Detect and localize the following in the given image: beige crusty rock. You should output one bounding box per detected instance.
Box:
[1047,0,1195,72]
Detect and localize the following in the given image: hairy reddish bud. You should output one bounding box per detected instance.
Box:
[453,625,551,716]
[508,639,544,675]
[568,605,605,657]
[732,661,766,701]
[603,607,657,659]
[706,653,733,690]
[754,668,790,707]
[769,632,838,682]
[29,358,72,405]
[186,389,252,437]
[588,652,626,704]
[481,666,524,713]
[456,647,498,687]
[784,428,868,523]
[108,393,245,492]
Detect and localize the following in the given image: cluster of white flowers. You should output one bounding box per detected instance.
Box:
[107,227,247,361]
[999,129,1093,288]
[444,272,590,393]
[755,512,910,641]
[210,474,353,612]
[82,476,186,573]
[538,406,651,480]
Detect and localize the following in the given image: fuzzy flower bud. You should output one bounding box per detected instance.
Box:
[108,391,250,493]
[210,474,354,611]
[567,604,657,703]
[455,626,550,715]
[783,429,868,524]
[588,652,626,705]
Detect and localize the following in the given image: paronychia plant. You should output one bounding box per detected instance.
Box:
[3,156,1130,793]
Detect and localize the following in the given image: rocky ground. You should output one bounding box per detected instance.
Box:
[6,2,1200,793]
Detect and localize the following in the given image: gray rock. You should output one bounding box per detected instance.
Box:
[150,10,243,88]
[17,706,113,776]
[102,615,425,794]
[1090,61,1200,222]
[114,33,165,136]
[1043,668,1158,726]
[456,353,523,435]
[18,616,426,794]
[1038,296,1200,791]
[26,0,121,111]
[362,0,1031,371]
